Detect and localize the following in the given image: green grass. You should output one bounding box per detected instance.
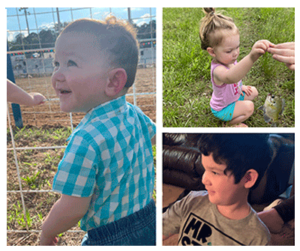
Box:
[163,8,295,127]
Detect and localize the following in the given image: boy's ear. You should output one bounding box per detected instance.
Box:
[243,169,259,189]
[207,47,216,57]
[105,68,127,97]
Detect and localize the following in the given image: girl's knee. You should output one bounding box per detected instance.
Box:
[252,86,258,98]
[245,101,254,116]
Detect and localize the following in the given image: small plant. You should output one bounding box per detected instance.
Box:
[44,153,53,164]
[21,171,40,189]
[7,201,33,230]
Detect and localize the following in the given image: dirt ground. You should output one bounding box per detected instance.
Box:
[7,124,83,246]
[8,67,156,127]
[7,67,156,246]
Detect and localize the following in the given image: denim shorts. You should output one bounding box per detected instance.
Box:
[211,93,245,121]
[81,200,156,246]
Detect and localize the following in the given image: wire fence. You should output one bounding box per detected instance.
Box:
[7,7,156,245]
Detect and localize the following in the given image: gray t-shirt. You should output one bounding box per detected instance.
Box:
[163,191,270,246]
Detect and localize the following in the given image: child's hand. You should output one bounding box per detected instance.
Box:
[7,79,47,106]
[40,232,58,246]
[29,92,47,105]
[241,85,252,96]
[250,40,274,62]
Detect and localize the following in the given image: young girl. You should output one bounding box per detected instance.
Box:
[199,8,273,127]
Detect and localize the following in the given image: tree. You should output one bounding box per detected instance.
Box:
[8,19,156,53]
[39,30,56,48]
[135,19,156,40]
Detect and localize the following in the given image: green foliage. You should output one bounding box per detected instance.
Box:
[163,8,295,127]
[21,171,40,189]
[11,125,72,144]
[7,201,40,230]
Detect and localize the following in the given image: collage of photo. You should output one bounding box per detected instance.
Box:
[6,6,295,247]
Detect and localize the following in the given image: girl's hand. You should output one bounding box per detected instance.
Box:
[242,85,252,96]
[250,40,274,62]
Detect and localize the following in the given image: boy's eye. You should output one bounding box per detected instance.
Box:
[212,171,218,175]
[67,60,77,67]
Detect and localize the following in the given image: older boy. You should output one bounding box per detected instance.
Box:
[40,16,156,246]
[163,134,272,245]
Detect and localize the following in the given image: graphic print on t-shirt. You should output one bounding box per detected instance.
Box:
[179,213,245,246]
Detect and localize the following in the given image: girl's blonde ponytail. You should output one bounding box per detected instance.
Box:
[199,8,237,50]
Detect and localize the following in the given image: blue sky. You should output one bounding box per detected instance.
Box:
[7,7,156,42]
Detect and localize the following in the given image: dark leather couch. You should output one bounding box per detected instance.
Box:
[163,133,294,205]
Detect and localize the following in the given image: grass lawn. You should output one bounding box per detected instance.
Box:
[163,8,295,127]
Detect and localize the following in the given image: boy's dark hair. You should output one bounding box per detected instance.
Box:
[59,16,139,88]
[198,134,273,189]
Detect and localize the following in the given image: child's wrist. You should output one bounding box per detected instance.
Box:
[41,229,56,239]
[249,52,259,63]
[40,231,58,245]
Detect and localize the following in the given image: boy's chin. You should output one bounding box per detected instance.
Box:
[60,106,71,113]
[207,193,218,204]
[59,102,85,113]
[208,198,217,204]
[60,105,76,113]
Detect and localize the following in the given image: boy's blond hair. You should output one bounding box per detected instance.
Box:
[59,15,139,88]
[199,8,238,50]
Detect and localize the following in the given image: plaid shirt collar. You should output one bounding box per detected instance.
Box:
[68,95,127,141]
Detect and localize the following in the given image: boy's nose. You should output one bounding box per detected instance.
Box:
[202,171,210,186]
[52,68,65,82]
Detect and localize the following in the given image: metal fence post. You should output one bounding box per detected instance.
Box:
[7,45,23,128]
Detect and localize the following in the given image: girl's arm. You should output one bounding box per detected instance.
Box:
[213,40,273,85]
[40,194,91,245]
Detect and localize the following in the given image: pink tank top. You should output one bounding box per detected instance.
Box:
[210,60,242,111]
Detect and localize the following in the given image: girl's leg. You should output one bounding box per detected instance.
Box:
[229,100,254,125]
[244,86,258,101]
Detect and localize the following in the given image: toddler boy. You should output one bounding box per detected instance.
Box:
[163,134,272,245]
[40,16,156,246]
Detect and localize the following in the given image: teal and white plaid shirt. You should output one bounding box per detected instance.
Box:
[52,95,156,231]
